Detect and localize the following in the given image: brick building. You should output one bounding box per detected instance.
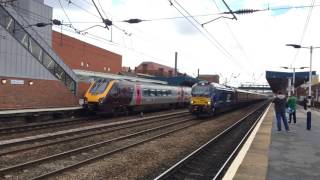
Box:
[0,1,79,110]
[52,31,122,74]
[198,74,220,83]
[135,61,176,77]
[0,1,122,110]
[52,31,122,96]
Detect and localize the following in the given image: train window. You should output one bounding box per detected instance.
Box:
[162,90,167,96]
[167,90,172,96]
[192,85,211,96]
[157,90,162,96]
[226,94,232,102]
[143,89,149,96]
[150,89,155,96]
[130,87,134,95]
[109,84,119,97]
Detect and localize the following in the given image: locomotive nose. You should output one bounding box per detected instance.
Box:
[190,97,211,105]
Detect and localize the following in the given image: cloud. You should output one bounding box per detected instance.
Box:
[112,0,126,7]
[45,0,320,87]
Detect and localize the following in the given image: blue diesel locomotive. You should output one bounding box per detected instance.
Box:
[189,82,267,116]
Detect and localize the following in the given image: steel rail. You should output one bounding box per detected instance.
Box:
[0,110,188,135]
[0,111,188,148]
[0,117,196,177]
[212,103,271,180]
[0,113,191,156]
[31,120,202,180]
[0,117,94,135]
[154,102,270,180]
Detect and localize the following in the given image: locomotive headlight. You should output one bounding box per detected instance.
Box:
[207,101,211,105]
[98,98,104,104]
[190,100,194,104]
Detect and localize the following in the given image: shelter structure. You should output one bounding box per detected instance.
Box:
[266,71,316,93]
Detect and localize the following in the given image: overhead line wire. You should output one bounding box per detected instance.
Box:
[169,0,232,59]
[97,0,108,18]
[290,0,316,65]
[58,0,74,28]
[55,23,166,66]
[65,0,101,19]
[170,0,250,73]
[212,0,255,75]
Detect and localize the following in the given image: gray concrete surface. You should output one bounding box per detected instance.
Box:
[267,106,320,180]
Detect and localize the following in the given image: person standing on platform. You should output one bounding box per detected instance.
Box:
[273,91,290,131]
[287,95,297,124]
[303,97,308,110]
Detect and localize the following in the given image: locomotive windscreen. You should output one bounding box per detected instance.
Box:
[89,79,110,94]
[192,85,211,97]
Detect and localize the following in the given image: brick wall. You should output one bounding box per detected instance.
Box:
[0,77,80,110]
[77,82,91,98]
[52,31,122,74]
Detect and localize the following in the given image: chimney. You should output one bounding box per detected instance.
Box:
[174,52,178,76]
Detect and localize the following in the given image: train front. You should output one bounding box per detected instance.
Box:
[83,79,114,113]
[189,82,214,116]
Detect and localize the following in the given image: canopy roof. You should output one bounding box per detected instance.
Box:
[266,71,316,93]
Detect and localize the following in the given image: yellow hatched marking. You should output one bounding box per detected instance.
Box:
[191,97,210,105]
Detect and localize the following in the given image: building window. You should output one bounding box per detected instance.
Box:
[0,6,76,94]
[107,67,111,72]
[29,38,43,61]
[81,62,84,67]
[86,63,89,68]
[158,68,164,76]
[104,67,107,71]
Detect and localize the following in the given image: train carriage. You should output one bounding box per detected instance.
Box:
[83,79,191,115]
[189,81,267,117]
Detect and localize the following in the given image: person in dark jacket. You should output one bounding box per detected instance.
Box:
[303,97,307,110]
[273,91,289,131]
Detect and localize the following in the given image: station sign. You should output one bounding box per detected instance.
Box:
[10,79,24,85]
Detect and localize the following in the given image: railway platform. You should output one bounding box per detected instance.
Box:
[225,104,320,180]
[0,106,82,124]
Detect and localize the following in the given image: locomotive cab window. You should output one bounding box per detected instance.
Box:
[192,85,211,97]
[89,79,110,94]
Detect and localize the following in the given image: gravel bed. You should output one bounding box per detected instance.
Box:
[49,104,260,180]
[1,116,195,179]
[0,115,192,170]
[0,109,186,140]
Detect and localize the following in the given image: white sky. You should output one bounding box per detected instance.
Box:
[44,0,320,87]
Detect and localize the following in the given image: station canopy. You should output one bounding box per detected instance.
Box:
[266,71,316,93]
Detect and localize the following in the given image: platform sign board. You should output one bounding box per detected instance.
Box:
[10,79,24,85]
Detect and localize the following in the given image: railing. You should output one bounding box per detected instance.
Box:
[0,5,76,94]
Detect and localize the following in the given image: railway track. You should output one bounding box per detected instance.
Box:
[154,102,270,180]
[0,110,188,138]
[0,116,96,136]
[0,111,189,155]
[0,111,199,179]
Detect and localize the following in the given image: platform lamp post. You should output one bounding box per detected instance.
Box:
[280,66,309,95]
[286,44,320,130]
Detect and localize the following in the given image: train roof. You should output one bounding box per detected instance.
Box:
[115,79,191,89]
[74,69,168,85]
[193,81,235,91]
